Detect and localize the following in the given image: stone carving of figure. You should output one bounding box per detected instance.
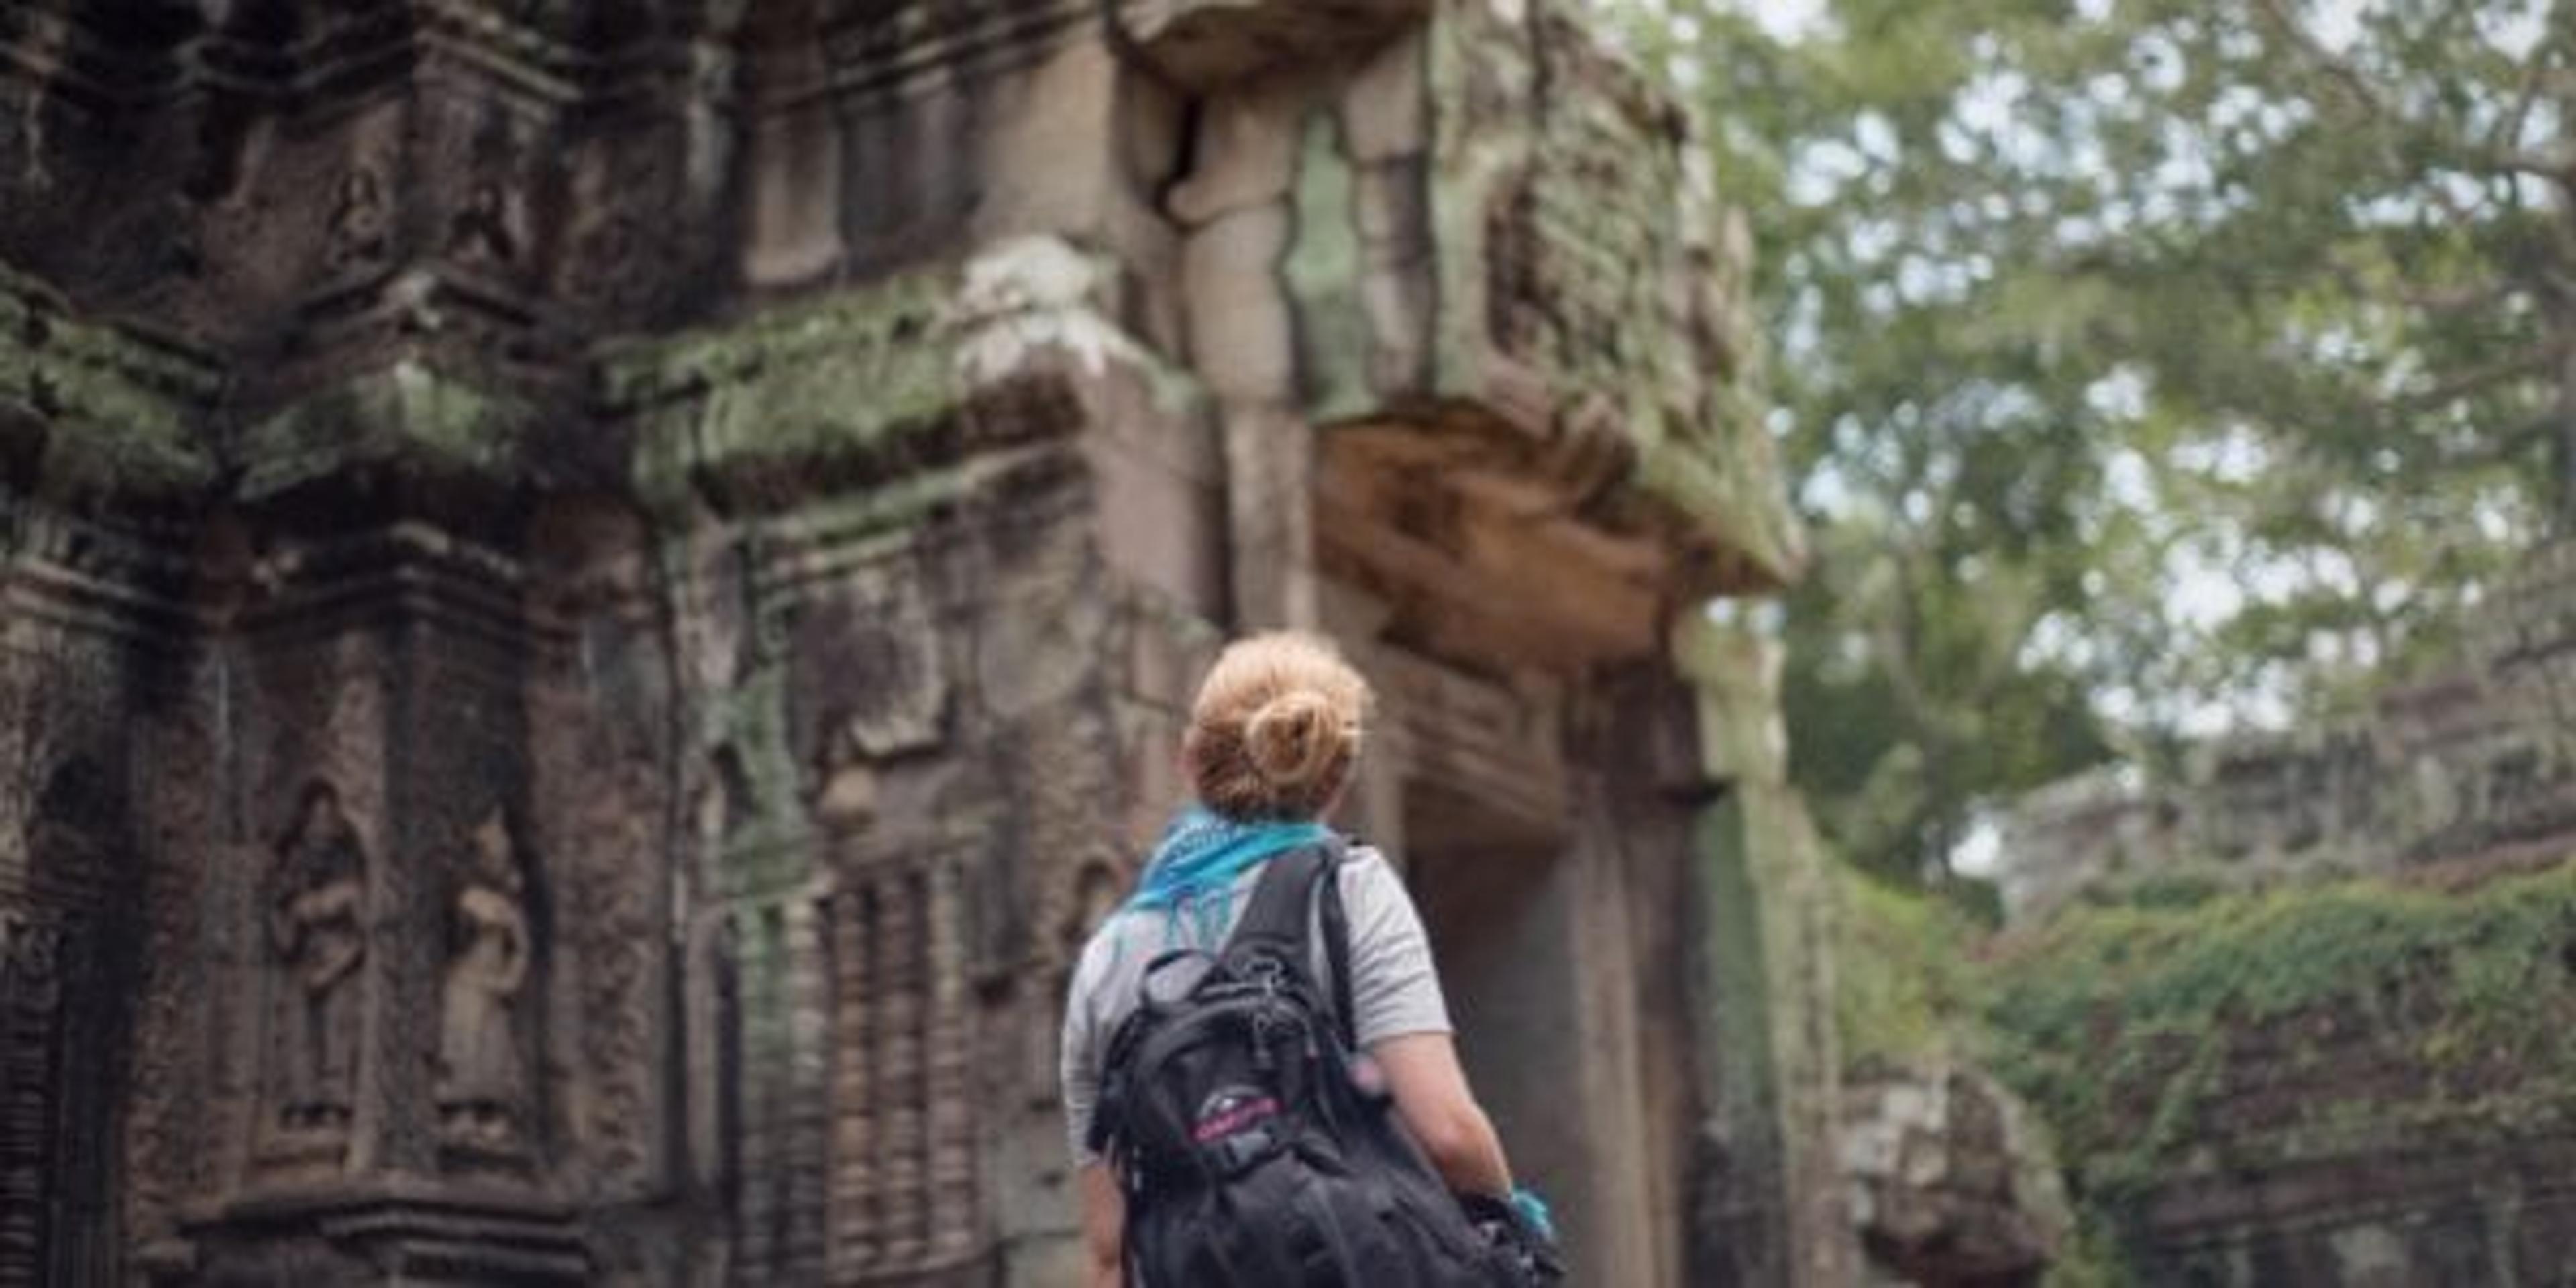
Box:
[447,178,520,267]
[268,782,366,1136]
[326,163,389,270]
[437,811,530,1148]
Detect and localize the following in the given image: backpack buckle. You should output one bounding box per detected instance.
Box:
[1209,1124,1279,1176]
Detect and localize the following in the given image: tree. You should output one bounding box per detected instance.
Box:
[1603,0,2575,880]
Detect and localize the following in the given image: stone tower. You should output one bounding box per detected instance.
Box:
[0,1,1840,1284]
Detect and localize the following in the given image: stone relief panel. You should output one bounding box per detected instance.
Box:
[719,890,833,1286]
[823,852,980,1283]
[259,780,368,1167]
[436,810,535,1161]
[0,615,151,1286]
[789,555,951,780]
[527,500,678,1203]
[0,910,67,1288]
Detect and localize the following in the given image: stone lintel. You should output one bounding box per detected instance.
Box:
[608,235,1203,520]
[1111,0,1429,93]
[1317,409,1688,672]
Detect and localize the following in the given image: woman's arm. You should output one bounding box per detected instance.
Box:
[1077,1163,1124,1288]
[1371,1031,1513,1197]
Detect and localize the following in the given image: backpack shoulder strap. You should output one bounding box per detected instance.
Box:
[1222,842,1332,965]
[1318,837,1356,1050]
[1222,838,1359,1049]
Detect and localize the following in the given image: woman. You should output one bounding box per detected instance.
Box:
[1059,631,1547,1287]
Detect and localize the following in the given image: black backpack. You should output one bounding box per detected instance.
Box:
[1087,839,1554,1287]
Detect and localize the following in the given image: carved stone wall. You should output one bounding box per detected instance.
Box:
[0,3,1822,1286]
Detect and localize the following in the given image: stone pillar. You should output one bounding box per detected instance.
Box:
[165,377,588,1285]
[1169,75,1327,630]
[1673,617,1856,1288]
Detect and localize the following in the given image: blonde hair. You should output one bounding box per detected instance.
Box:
[1183,632,1371,820]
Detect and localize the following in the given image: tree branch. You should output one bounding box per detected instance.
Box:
[2253,0,2390,121]
[2387,343,2563,413]
[2404,279,2518,317]
[2491,46,2553,160]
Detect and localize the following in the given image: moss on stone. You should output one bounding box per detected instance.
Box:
[1676,616,1853,1277]
[608,237,1200,518]
[1635,432,1805,592]
[0,273,219,498]
[1409,3,1805,589]
[610,271,958,515]
[701,655,813,896]
[1979,859,2576,1201]
[1421,0,1532,406]
[1283,114,1373,423]
[238,359,529,499]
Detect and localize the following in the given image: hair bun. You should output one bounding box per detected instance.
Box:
[1244,690,1340,792]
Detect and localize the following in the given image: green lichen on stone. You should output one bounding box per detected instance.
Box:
[608,237,1204,517]
[238,359,530,500]
[1980,858,2576,1202]
[0,270,219,498]
[1690,790,1788,1171]
[727,896,794,1075]
[1673,613,1788,784]
[1421,0,1533,405]
[610,269,957,516]
[1674,615,1848,1276]
[1409,2,1803,587]
[1283,114,1374,423]
[763,442,1068,558]
[700,653,813,895]
[1636,429,1804,589]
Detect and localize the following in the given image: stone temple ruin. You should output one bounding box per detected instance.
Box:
[1988,546,2576,1279]
[1997,542,2576,919]
[0,2,1851,1285]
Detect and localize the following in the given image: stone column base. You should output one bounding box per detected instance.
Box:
[164,1179,588,1287]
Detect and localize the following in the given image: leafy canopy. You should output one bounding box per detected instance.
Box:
[1602,0,2574,879]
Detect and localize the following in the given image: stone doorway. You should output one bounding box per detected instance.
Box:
[1400,777,1604,1275]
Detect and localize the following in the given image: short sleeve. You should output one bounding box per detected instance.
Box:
[1059,938,1108,1169]
[1336,847,1453,1048]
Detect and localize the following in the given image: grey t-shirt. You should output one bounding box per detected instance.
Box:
[1058,843,1452,1168]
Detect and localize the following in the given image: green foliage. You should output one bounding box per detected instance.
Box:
[1833,862,1991,1071]
[1978,859,2576,1204]
[1600,0,2576,880]
[2043,1214,2139,1288]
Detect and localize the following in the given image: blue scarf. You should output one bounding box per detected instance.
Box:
[1124,804,1331,949]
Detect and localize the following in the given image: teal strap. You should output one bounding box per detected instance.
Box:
[1509,1186,1556,1242]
